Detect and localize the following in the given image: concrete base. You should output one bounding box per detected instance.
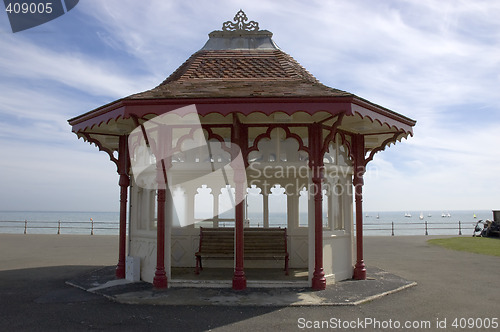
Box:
[67,266,416,306]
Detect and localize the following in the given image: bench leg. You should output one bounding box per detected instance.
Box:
[284,256,289,276]
[195,257,202,275]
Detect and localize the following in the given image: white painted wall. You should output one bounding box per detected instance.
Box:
[128,136,355,284]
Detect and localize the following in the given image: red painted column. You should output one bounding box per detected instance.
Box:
[153,187,168,288]
[153,123,170,289]
[232,119,247,290]
[353,134,367,280]
[311,168,326,290]
[310,123,326,290]
[116,135,129,279]
[116,174,129,278]
[232,176,246,290]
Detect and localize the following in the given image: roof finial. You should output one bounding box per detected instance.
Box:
[222,10,259,32]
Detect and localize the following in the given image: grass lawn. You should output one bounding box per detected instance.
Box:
[428,237,500,257]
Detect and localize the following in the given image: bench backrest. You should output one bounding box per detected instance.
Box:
[199,228,234,254]
[244,229,287,253]
[198,227,287,254]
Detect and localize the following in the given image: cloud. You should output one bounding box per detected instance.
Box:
[365,120,500,211]
[1,0,499,212]
[0,139,118,211]
[76,1,220,75]
[0,33,156,99]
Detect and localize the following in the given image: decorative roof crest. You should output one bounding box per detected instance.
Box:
[222,10,259,32]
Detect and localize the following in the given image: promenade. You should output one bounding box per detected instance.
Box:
[0,234,498,331]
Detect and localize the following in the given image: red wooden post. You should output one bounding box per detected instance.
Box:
[311,171,326,289]
[153,122,170,288]
[232,178,246,290]
[232,118,247,290]
[116,135,129,279]
[310,123,326,290]
[116,174,129,278]
[153,188,168,288]
[353,134,367,280]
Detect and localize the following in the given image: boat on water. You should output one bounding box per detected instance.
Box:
[419,212,424,220]
[404,212,412,218]
[473,213,477,219]
[441,212,451,218]
[428,213,432,217]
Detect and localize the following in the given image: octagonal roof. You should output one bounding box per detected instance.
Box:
[68,10,415,156]
[128,10,350,100]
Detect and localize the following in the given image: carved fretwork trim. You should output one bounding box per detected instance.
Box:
[222,10,259,32]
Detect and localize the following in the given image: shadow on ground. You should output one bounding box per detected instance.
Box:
[67,265,416,306]
[0,265,284,331]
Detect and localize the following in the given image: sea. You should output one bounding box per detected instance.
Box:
[0,210,494,236]
[0,211,122,236]
[355,210,493,236]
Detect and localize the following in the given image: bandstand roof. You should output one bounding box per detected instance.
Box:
[68,10,415,157]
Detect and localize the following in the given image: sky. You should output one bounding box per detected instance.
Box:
[0,0,499,212]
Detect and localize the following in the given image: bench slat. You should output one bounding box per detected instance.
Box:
[195,227,289,275]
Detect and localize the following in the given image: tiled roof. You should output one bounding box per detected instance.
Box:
[164,50,316,82]
[128,49,351,99]
[69,12,415,146]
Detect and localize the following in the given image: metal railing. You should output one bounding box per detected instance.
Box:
[354,221,471,236]
[0,219,474,236]
[0,219,120,235]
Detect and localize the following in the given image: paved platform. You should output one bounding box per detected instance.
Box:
[2,234,499,331]
[67,265,416,306]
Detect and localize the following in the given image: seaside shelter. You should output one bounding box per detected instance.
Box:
[68,11,416,290]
